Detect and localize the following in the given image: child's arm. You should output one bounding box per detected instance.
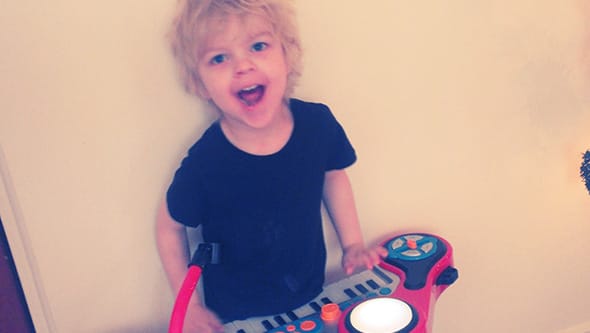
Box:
[322,169,387,274]
[156,199,224,333]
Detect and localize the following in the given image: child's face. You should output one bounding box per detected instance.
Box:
[197,14,290,130]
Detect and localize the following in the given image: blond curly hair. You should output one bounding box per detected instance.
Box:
[168,0,303,99]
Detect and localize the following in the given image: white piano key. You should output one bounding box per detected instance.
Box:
[321,280,351,304]
[246,317,274,332]
[290,301,315,319]
[224,318,257,333]
[222,321,240,333]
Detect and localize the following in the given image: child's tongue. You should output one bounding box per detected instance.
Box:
[238,85,265,106]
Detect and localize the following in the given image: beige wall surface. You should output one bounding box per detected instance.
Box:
[1,0,589,332]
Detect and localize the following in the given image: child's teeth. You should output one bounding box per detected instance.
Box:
[242,85,258,92]
[237,85,264,106]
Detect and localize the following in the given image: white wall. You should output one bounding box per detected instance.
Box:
[1,1,589,332]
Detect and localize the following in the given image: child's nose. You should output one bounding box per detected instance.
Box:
[234,55,255,75]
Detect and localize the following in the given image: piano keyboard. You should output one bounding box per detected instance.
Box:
[223,266,401,333]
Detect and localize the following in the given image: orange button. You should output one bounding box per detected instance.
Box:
[320,303,341,321]
[407,238,417,249]
[300,320,317,331]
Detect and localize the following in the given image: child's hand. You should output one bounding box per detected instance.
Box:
[183,302,224,333]
[342,243,388,275]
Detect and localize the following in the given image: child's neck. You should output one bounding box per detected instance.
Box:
[219,104,293,156]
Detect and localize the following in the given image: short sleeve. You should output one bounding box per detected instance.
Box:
[166,153,205,228]
[320,105,357,171]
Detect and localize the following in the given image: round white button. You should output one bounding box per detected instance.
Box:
[350,298,413,333]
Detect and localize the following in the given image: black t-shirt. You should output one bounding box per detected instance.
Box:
[166,98,356,321]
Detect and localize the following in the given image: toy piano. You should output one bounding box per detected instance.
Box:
[223,232,458,333]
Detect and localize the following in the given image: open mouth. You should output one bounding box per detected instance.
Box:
[237,85,265,107]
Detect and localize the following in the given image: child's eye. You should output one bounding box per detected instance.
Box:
[251,42,268,52]
[209,54,227,65]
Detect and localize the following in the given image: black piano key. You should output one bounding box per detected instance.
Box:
[372,267,394,284]
[355,284,369,294]
[309,301,322,312]
[344,288,357,298]
[274,315,287,326]
[261,320,274,330]
[237,330,246,333]
[286,311,298,321]
[366,279,380,290]
[320,297,332,304]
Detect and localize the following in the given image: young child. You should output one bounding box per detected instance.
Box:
[156,1,387,332]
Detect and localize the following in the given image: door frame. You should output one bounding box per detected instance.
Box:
[1,215,35,332]
[0,146,55,332]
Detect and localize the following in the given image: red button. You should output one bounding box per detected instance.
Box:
[286,324,296,332]
[300,320,317,331]
[321,303,341,321]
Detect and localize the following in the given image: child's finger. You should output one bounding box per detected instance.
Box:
[368,251,381,266]
[344,261,354,274]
